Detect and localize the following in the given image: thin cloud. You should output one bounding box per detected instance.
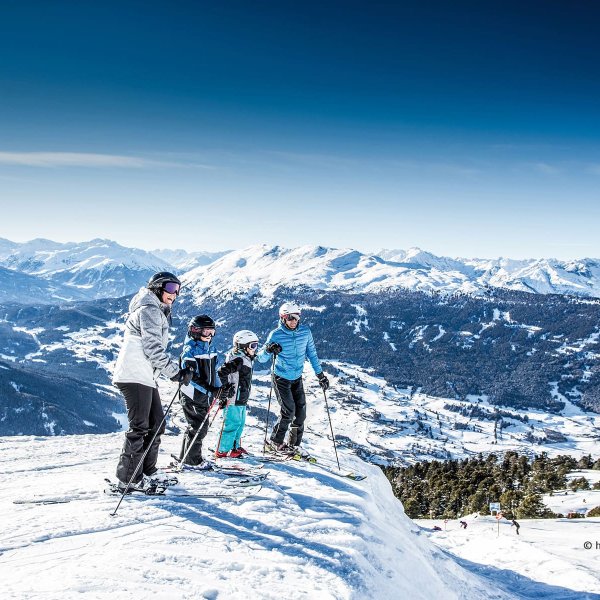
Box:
[531,162,562,175]
[0,151,213,169]
[586,164,600,175]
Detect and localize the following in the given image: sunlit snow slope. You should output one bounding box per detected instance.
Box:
[0,387,508,600]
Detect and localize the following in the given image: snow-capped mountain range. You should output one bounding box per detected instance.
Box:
[150,247,230,271]
[1,237,600,305]
[0,238,171,302]
[0,238,227,303]
[184,244,600,302]
[380,247,600,297]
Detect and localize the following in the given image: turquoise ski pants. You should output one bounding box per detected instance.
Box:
[218,405,247,452]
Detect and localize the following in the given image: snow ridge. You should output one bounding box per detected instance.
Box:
[183,244,600,302]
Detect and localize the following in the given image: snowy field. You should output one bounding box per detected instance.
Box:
[2,367,600,599]
[415,514,600,599]
[310,362,600,466]
[542,470,600,517]
[0,432,508,600]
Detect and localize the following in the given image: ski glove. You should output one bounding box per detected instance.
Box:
[220,383,235,399]
[266,342,283,356]
[317,372,330,391]
[182,358,197,371]
[172,366,194,385]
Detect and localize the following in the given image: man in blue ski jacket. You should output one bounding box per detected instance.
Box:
[178,314,223,465]
[256,302,329,451]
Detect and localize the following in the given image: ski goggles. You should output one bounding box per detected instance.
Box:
[162,282,180,295]
[283,314,300,322]
[190,326,215,336]
[246,342,259,350]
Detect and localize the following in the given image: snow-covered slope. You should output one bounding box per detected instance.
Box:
[2,238,599,303]
[306,362,600,466]
[182,244,481,302]
[0,420,509,599]
[415,515,600,599]
[182,244,600,302]
[0,238,173,301]
[151,248,230,271]
[467,256,600,297]
[542,470,600,517]
[379,247,600,298]
[0,266,85,304]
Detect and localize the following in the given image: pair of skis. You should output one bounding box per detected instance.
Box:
[167,454,267,482]
[12,474,263,505]
[102,477,263,499]
[256,449,367,481]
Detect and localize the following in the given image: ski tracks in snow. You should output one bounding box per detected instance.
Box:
[2,433,514,599]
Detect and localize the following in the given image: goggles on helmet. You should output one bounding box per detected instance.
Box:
[162,282,180,295]
[190,325,215,337]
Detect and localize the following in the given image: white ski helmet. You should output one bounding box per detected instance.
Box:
[233,330,259,347]
[279,302,302,317]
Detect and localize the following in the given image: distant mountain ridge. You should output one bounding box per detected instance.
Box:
[2,238,599,304]
[150,248,230,271]
[0,238,228,303]
[379,247,600,297]
[184,244,600,301]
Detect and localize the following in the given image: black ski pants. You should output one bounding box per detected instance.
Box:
[115,382,165,484]
[179,392,210,465]
[271,375,306,446]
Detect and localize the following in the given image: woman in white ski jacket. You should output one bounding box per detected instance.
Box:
[112,271,191,490]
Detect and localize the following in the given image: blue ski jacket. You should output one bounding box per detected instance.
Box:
[256,322,323,381]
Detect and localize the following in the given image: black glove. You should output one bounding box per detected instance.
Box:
[221,383,236,398]
[317,372,329,391]
[172,366,194,385]
[183,358,196,371]
[266,342,283,356]
[218,384,235,408]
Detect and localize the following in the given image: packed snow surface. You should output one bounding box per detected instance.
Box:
[0,386,509,600]
[416,515,600,599]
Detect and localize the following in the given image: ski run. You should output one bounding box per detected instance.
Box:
[2,432,503,600]
[3,429,600,599]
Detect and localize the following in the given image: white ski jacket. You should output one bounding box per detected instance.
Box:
[112,287,180,387]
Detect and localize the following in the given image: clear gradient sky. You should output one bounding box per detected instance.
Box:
[1,1,599,259]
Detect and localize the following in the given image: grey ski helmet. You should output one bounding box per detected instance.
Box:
[233,329,259,356]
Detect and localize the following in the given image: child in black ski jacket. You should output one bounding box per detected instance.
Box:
[214,330,259,459]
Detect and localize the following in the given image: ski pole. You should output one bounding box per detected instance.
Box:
[177,389,222,472]
[263,362,275,454]
[208,404,222,429]
[110,384,181,517]
[215,404,228,454]
[322,388,341,471]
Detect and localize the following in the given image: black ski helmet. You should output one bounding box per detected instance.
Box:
[147,271,181,289]
[188,314,216,340]
[147,271,181,299]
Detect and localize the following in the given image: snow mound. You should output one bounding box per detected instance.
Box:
[0,433,506,599]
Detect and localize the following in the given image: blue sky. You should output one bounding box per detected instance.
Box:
[1,0,599,258]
